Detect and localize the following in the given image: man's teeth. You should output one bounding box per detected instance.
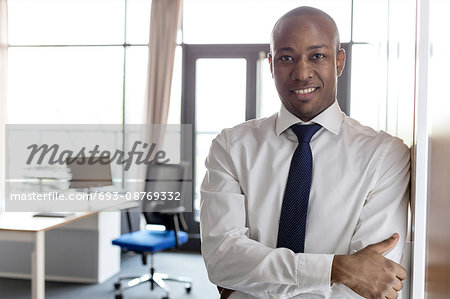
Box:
[294,87,316,94]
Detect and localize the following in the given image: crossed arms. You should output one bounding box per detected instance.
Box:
[200,130,410,298]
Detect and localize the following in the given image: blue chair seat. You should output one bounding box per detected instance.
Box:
[112,230,188,253]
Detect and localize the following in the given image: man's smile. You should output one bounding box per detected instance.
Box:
[290,86,319,100]
[292,87,318,94]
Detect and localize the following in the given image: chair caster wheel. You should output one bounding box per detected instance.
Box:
[162,296,169,299]
[185,286,192,293]
[114,282,121,290]
[115,294,123,299]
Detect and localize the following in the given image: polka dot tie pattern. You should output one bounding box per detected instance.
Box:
[276,123,322,253]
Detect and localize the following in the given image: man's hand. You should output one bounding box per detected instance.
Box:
[331,233,407,299]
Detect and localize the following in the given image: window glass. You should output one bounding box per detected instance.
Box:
[194,58,247,211]
[183,0,351,44]
[7,47,124,124]
[126,0,152,44]
[352,0,389,42]
[350,44,387,130]
[258,57,280,118]
[8,0,125,45]
[385,0,415,146]
[125,46,148,124]
[195,58,247,131]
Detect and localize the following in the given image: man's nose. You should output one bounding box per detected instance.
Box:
[291,59,313,81]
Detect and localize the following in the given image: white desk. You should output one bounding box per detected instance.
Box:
[0,211,99,299]
[0,199,138,299]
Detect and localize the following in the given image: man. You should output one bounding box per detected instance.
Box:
[200,6,409,299]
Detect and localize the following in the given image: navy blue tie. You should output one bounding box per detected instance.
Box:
[277,123,322,253]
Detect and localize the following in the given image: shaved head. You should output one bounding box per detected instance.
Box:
[270,6,341,53]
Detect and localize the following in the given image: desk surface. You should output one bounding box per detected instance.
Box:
[0,212,97,232]
[0,200,138,232]
[0,197,132,299]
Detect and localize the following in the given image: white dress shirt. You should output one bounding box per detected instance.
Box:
[200,101,410,299]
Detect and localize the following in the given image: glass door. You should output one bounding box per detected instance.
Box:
[181,44,269,249]
[195,58,247,212]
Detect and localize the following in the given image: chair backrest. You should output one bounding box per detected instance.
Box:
[142,163,187,230]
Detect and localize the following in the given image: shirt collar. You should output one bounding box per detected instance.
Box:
[275,100,343,136]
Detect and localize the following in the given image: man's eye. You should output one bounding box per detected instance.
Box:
[312,54,324,60]
[280,55,293,62]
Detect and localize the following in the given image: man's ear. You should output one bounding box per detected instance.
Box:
[336,48,346,77]
[268,53,274,78]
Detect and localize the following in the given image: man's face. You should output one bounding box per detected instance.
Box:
[269,15,345,121]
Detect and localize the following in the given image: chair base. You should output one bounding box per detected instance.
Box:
[114,267,192,299]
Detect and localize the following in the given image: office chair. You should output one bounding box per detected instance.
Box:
[112,163,193,299]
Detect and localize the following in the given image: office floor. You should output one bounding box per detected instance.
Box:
[0,251,218,299]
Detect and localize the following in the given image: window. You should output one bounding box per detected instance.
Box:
[5,0,157,201]
[6,0,155,125]
[351,0,415,145]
